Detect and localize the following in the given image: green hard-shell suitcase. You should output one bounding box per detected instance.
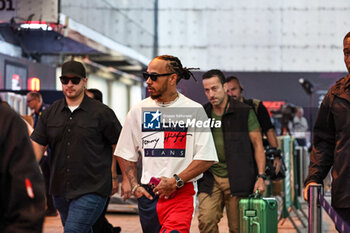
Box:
[239,191,278,233]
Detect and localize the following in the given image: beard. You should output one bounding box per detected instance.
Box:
[63,86,85,100]
[149,80,168,100]
[150,94,162,99]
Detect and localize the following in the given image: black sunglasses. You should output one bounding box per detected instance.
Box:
[143,72,175,81]
[60,76,83,85]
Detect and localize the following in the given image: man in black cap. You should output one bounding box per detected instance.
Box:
[31,60,122,232]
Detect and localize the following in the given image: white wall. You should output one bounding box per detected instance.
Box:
[87,74,109,104]
[88,75,142,124]
[110,81,128,124]
[157,0,350,72]
[129,84,142,109]
[61,1,350,72]
[61,0,155,59]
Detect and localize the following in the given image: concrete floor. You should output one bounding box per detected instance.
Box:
[43,205,338,233]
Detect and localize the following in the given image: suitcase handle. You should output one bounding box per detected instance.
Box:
[248,189,261,198]
[243,216,261,233]
[251,220,260,233]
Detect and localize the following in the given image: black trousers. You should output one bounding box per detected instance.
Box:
[92,197,114,233]
[39,156,56,212]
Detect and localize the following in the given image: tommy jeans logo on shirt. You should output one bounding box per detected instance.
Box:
[143,110,162,130]
[142,108,221,132]
[141,107,220,157]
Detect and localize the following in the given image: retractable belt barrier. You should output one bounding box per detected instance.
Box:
[318,193,350,233]
[308,185,350,233]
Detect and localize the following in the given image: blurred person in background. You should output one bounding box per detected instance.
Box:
[86,88,103,103]
[86,88,121,233]
[26,91,49,128]
[289,106,309,146]
[26,91,57,216]
[289,106,308,133]
[0,98,45,233]
[304,32,350,227]
[224,76,281,175]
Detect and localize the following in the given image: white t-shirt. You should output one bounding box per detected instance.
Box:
[291,116,308,132]
[115,93,218,185]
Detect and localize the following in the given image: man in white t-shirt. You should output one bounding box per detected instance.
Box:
[115,55,218,233]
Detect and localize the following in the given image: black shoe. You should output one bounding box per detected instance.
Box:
[112,226,121,233]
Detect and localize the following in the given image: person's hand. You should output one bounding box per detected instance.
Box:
[120,178,131,200]
[254,178,265,195]
[303,182,318,201]
[111,178,118,196]
[133,186,153,200]
[273,157,281,174]
[153,176,177,199]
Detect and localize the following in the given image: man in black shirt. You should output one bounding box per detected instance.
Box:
[31,60,122,233]
[224,76,281,175]
[0,99,45,233]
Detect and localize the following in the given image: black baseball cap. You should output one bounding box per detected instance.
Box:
[60,60,86,79]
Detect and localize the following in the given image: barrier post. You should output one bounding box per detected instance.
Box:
[308,184,322,233]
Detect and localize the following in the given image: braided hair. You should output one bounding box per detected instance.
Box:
[156,55,198,84]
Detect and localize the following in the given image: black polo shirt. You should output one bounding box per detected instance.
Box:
[31,94,122,199]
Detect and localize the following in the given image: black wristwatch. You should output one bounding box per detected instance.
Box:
[257,173,267,180]
[173,174,184,188]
